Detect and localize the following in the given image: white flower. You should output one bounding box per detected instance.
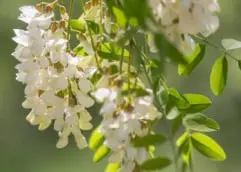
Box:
[148,0,220,54]
[13,5,95,150]
[18,5,54,29]
[93,84,161,171]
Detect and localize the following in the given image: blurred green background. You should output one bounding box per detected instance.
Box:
[1,0,241,171]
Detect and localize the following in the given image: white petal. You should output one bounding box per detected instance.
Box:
[72,129,88,149]
[54,117,65,131]
[79,121,93,130]
[108,150,124,163]
[76,91,94,108]
[78,77,92,93]
[79,110,92,121]
[91,88,110,102]
[100,101,116,115]
[56,136,68,149]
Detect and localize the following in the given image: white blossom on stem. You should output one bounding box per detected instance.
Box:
[92,80,162,171]
[12,5,95,149]
[148,0,220,54]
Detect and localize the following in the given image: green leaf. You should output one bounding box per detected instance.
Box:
[171,115,183,135]
[140,157,171,170]
[154,33,188,64]
[97,42,129,61]
[105,163,120,172]
[238,60,241,70]
[181,94,212,113]
[178,44,206,76]
[221,38,241,50]
[86,20,100,34]
[191,132,226,161]
[70,19,86,32]
[166,88,189,113]
[132,133,166,147]
[122,0,151,27]
[176,132,189,147]
[148,145,155,158]
[112,7,127,27]
[210,56,228,96]
[89,127,104,150]
[166,107,180,120]
[177,132,193,165]
[93,145,110,162]
[183,113,220,132]
[73,45,86,56]
[181,162,188,172]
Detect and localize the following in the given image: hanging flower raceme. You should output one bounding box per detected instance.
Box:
[12,4,95,149]
[12,0,228,171]
[92,73,162,172]
[148,0,220,54]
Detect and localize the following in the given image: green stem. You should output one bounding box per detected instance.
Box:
[99,0,103,40]
[128,41,132,95]
[170,132,179,172]
[120,47,124,74]
[132,38,180,172]
[67,0,74,51]
[79,0,102,71]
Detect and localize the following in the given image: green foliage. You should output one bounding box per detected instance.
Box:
[210,56,228,95]
[154,34,188,64]
[238,60,241,70]
[97,42,129,61]
[112,7,127,27]
[132,133,166,147]
[86,20,100,34]
[191,132,226,161]
[140,157,171,170]
[70,19,86,32]
[105,163,120,172]
[93,145,110,163]
[183,113,220,132]
[181,94,212,113]
[177,132,193,165]
[89,127,104,150]
[178,44,206,76]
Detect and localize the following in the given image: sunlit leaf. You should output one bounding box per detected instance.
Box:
[97,42,129,61]
[177,132,189,147]
[105,163,120,172]
[210,56,228,96]
[112,7,127,27]
[89,127,104,150]
[166,88,189,113]
[178,44,206,76]
[191,132,226,161]
[181,94,212,113]
[70,19,86,32]
[177,132,192,165]
[93,145,110,162]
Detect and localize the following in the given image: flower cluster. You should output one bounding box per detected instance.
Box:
[148,0,220,54]
[12,5,95,149]
[92,76,162,171]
